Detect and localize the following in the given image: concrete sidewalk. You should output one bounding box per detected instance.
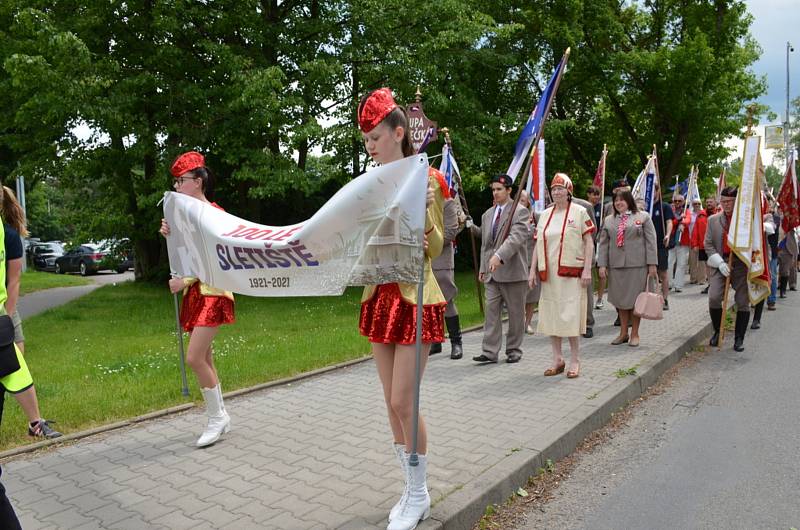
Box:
[2,286,713,529]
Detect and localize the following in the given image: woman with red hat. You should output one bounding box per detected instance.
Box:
[159,151,235,447]
[357,87,447,530]
[528,173,595,378]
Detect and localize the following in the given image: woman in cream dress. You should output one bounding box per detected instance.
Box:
[529,174,594,378]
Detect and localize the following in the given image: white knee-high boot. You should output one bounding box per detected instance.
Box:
[389,443,409,522]
[197,384,230,447]
[387,454,430,530]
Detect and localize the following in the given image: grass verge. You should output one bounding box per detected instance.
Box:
[20,270,93,295]
[1,271,485,450]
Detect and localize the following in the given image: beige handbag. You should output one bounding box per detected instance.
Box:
[633,277,663,320]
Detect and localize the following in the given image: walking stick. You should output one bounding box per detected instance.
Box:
[441,128,483,315]
[171,276,190,397]
[717,254,734,350]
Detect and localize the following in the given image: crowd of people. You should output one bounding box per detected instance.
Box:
[3,85,798,530]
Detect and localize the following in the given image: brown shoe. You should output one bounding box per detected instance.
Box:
[566,363,581,378]
[611,335,629,345]
[629,336,640,347]
[544,361,566,376]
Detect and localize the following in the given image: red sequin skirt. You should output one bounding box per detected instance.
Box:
[359,283,445,345]
[180,283,235,332]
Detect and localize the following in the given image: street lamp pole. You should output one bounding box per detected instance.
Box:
[786,41,794,165]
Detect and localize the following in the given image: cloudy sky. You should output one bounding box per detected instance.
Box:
[744,0,799,122]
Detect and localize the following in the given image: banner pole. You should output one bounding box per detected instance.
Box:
[409,166,427,468]
[172,289,190,396]
[442,128,484,315]
[717,254,733,350]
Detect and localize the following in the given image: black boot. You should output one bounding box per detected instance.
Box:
[709,307,723,346]
[445,315,463,360]
[429,342,442,355]
[751,301,763,329]
[733,311,749,352]
[779,276,788,298]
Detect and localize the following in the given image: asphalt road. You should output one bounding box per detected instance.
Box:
[518,292,800,530]
[18,270,134,319]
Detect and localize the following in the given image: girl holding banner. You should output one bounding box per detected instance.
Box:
[356,87,447,530]
[159,152,235,447]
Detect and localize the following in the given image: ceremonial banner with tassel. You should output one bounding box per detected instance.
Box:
[728,135,770,305]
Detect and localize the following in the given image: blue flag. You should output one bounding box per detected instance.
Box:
[506,56,567,182]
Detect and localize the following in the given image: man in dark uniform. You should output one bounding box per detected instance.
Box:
[430,197,464,359]
[705,186,750,352]
[651,183,675,309]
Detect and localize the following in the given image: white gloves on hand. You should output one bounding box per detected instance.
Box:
[707,253,730,277]
[465,219,474,229]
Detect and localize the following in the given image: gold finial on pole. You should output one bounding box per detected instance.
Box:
[415,86,422,103]
[440,127,452,146]
[745,104,756,136]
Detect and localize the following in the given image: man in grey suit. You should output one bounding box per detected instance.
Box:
[705,186,749,352]
[470,174,530,364]
[431,197,464,359]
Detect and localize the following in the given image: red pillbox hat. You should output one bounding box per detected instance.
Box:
[170,151,205,177]
[358,88,398,133]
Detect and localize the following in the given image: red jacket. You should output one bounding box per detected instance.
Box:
[690,210,708,249]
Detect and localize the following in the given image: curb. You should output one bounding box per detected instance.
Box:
[420,319,713,530]
[0,322,486,462]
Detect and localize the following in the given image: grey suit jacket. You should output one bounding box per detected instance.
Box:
[432,199,461,271]
[476,202,530,283]
[704,212,727,258]
[597,212,658,268]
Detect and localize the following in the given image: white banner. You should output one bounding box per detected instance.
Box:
[163,155,430,296]
[729,136,760,250]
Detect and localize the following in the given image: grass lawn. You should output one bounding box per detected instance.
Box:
[1,271,485,450]
[20,270,93,295]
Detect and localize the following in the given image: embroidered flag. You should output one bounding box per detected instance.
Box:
[777,149,799,232]
[439,144,461,197]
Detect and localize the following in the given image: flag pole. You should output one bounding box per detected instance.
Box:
[170,276,190,397]
[442,127,484,315]
[409,161,427,468]
[501,47,570,243]
[598,145,607,227]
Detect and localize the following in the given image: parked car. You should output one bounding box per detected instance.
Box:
[29,242,65,272]
[100,239,135,273]
[54,244,112,276]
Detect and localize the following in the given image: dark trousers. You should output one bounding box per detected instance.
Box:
[0,467,22,530]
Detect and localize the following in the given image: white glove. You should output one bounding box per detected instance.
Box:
[707,253,730,277]
[764,219,775,235]
[465,219,474,229]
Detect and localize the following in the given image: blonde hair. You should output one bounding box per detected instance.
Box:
[1,186,29,237]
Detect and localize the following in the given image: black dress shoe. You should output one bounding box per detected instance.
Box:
[429,343,442,355]
[450,343,463,360]
[582,327,594,338]
[701,286,709,294]
[750,320,760,330]
[709,332,719,347]
[733,337,745,352]
[506,354,522,363]
[791,287,797,291]
[472,354,497,363]
[614,316,621,327]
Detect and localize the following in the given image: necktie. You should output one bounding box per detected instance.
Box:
[616,213,628,247]
[492,206,502,240]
